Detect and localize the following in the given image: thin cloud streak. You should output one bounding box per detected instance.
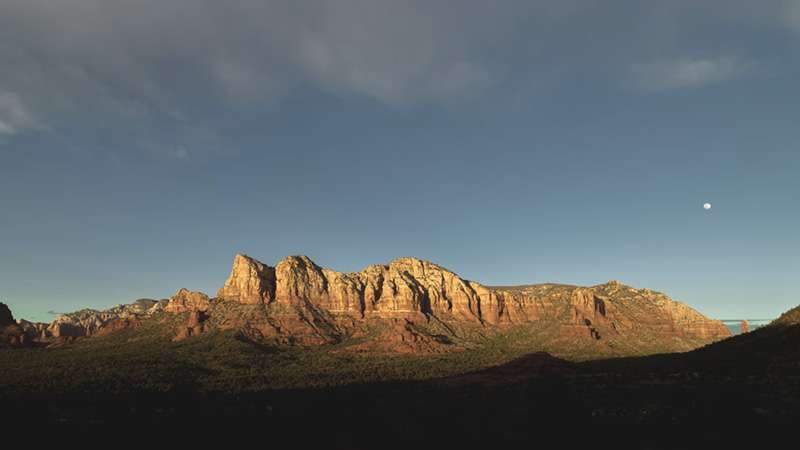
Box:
[629,57,754,91]
[0,91,43,135]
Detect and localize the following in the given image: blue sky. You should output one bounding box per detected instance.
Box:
[1,1,798,322]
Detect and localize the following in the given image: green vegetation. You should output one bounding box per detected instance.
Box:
[0,313,534,396]
[0,303,726,397]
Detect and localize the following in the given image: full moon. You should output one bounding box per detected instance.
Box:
[703,202,712,210]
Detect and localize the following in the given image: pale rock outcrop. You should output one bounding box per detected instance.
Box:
[275,256,331,303]
[369,258,481,321]
[217,254,276,304]
[47,299,165,338]
[218,255,488,321]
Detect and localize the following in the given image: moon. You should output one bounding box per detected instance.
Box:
[703,202,712,210]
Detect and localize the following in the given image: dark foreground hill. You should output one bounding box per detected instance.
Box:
[1,313,798,445]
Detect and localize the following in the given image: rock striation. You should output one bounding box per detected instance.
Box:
[217,254,276,304]
[209,254,730,355]
[217,255,486,320]
[30,253,731,357]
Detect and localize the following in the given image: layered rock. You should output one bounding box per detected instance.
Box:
[217,254,276,304]
[209,254,730,355]
[217,254,487,320]
[165,288,211,313]
[29,253,730,358]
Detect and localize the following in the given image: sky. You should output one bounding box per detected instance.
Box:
[1,1,799,322]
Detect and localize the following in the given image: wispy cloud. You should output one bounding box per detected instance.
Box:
[168,146,189,160]
[0,0,797,144]
[629,57,753,92]
[0,91,43,135]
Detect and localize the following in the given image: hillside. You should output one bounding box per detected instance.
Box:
[2,254,729,360]
[1,262,797,438]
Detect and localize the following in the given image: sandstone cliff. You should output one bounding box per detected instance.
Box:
[30,253,730,358]
[208,254,730,355]
[217,254,276,304]
[165,289,211,313]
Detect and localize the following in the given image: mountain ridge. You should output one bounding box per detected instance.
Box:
[2,253,730,358]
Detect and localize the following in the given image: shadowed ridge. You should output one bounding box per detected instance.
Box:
[771,304,800,328]
[0,303,14,328]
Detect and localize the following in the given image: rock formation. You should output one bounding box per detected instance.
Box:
[209,254,730,355]
[165,289,211,313]
[17,319,49,341]
[29,253,730,357]
[217,254,276,304]
[174,311,206,341]
[93,318,140,336]
[47,298,166,338]
[217,255,487,320]
[0,303,14,328]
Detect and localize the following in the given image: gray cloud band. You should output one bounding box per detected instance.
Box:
[0,0,795,138]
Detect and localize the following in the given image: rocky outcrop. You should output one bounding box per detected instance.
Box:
[28,254,730,358]
[217,254,276,304]
[47,298,166,338]
[174,311,206,341]
[218,254,486,320]
[207,254,730,355]
[165,289,211,313]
